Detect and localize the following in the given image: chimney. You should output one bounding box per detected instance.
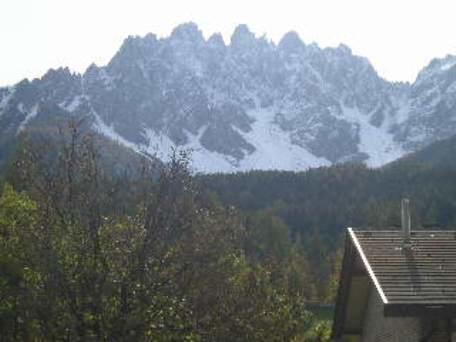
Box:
[401,198,412,249]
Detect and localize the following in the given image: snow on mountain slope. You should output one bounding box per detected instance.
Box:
[90,101,397,172]
[17,104,39,133]
[339,103,405,167]
[0,87,15,116]
[235,107,331,171]
[93,108,331,173]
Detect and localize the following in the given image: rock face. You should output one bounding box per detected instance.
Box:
[2,22,456,172]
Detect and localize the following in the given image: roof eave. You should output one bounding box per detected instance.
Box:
[384,303,456,317]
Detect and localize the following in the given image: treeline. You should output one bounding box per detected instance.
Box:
[0,124,330,341]
[199,155,456,296]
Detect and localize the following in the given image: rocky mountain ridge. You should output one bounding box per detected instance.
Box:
[1,23,456,172]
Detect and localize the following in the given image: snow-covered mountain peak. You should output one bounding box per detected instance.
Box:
[2,23,456,173]
[278,31,306,54]
[170,22,205,45]
[438,55,456,71]
[207,33,226,49]
[230,24,257,49]
[415,55,456,84]
[335,43,352,55]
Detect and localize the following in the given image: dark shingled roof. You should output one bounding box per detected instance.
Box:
[332,228,456,339]
[350,229,456,305]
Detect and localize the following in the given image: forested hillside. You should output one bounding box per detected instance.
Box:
[199,137,456,297]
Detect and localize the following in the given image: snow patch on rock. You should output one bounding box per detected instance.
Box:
[235,107,331,171]
[340,103,405,167]
[17,104,39,133]
[0,87,15,116]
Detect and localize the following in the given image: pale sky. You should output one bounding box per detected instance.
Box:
[1,0,456,86]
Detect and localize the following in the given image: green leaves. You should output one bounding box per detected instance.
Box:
[0,126,316,340]
[0,184,37,232]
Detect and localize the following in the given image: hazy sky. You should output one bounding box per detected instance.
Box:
[1,0,456,86]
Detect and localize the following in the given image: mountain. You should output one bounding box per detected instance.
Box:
[389,133,456,169]
[1,22,456,173]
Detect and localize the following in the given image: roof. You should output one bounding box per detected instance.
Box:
[332,228,456,340]
[350,228,456,306]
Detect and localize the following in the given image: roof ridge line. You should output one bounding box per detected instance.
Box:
[348,227,389,304]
